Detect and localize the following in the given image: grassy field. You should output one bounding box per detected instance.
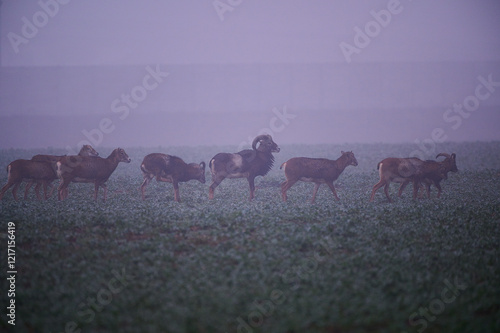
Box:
[1,142,499,333]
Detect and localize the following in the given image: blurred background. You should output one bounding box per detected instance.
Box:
[1,0,499,156]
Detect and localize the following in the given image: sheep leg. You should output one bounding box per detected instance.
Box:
[57,178,69,200]
[434,182,442,198]
[173,181,181,202]
[247,177,255,200]
[46,181,56,199]
[412,180,420,199]
[311,183,321,203]
[12,182,21,201]
[326,182,340,201]
[25,182,33,199]
[63,187,69,200]
[0,183,11,200]
[383,183,393,203]
[93,182,107,202]
[58,177,72,201]
[36,181,48,200]
[0,181,17,201]
[281,179,297,202]
[42,180,52,199]
[423,183,431,198]
[34,182,42,200]
[398,180,410,197]
[35,181,47,200]
[102,183,108,202]
[57,180,64,200]
[370,180,386,202]
[280,181,287,201]
[208,177,224,200]
[140,174,153,200]
[42,181,49,200]
[94,183,100,201]
[24,181,34,199]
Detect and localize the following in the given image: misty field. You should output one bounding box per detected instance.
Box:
[1,142,499,333]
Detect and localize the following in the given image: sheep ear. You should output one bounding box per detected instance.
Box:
[451,153,456,160]
[200,162,206,169]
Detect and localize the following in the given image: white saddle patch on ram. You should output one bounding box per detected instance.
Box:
[231,154,243,169]
[161,155,171,165]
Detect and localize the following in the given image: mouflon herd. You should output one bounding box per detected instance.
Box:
[0,135,457,203]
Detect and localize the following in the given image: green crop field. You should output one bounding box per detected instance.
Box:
[1,142,499,333]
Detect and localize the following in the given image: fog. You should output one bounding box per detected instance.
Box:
[1,0,499,156]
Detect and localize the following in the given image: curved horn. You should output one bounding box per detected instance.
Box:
[252,135,270,150]
[436,153,451,159]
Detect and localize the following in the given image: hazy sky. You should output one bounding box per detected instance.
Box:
[2,0,500,66]
[0,1,499,150]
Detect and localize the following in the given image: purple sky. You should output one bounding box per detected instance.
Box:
[0,1,499,150]
[2,0,500,66]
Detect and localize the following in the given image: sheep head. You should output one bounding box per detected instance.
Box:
[251,135,280,153]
